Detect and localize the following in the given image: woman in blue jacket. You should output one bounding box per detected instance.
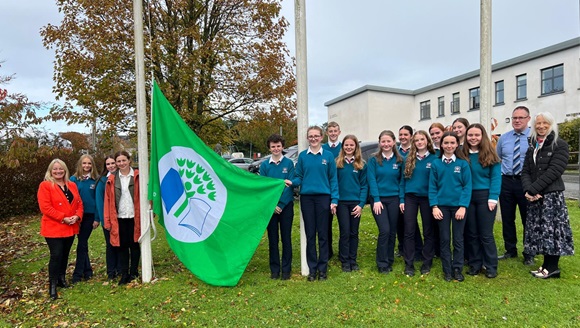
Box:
[95,155,119,280]
[429,131,472,282]
[367,130,404,274]
[462,124,501,278]
[70,154,99,283]
[335,134,367,272]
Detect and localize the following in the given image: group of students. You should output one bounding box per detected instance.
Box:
[37,151,141,300]
[263,109,574,282]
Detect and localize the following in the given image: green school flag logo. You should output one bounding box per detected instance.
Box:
[149,81,285,286]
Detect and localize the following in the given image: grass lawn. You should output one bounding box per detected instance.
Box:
[1,201,580,327]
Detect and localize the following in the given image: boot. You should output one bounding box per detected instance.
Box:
[118,274,130,285]
[49,279,58,300]
[57,275,69,288]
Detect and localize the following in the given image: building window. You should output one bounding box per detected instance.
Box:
[469,87,480,110]
[541,64,564,95]
[438,96,445,117]
[516,74,527,100]
[451,93,460,114]
[420,100,431,120]
[495,80,504,105]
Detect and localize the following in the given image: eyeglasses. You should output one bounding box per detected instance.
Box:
[512,116,529,121]
[307,135,321,139]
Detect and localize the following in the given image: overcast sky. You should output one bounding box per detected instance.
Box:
[1,0,578,133]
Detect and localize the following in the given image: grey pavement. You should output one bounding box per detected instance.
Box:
[563,173,579,200]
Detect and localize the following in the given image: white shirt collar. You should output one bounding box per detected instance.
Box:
[120,167,134,178]
[442,154,457,162]
[269,155,285,164]
[307,147,323,155]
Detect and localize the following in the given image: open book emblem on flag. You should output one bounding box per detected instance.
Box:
[158,146,226,243]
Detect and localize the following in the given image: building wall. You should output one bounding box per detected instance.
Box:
[327,39,580,138]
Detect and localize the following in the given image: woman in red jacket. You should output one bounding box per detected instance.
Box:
[104,151,141,285]
[37,159,83,300]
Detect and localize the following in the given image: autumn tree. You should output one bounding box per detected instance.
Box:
[41,0,296,146]
[234,108,297,155]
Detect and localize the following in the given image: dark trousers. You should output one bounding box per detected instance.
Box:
[300,194,330,274]
[328,212,335,257]
[372,196,399,268]
[267,203,294,275]
[397,210,423,257]
[403,194,435,267]
[466,190,498,273]
[102,225,120,278]
[438,206,466,274]
[116,218,141,277]
[45,236,75,280]
[499,175,528,256]
[73,213,95,280]
[336,201,361,265]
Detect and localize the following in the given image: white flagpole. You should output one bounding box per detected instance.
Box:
[294,0,309,276]
[133,0,153,283]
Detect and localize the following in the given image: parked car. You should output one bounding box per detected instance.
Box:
[359,141,379,162]
[228,157,254,171]
[248,145,299,174]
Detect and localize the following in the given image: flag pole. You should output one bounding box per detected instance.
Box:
[294,0,309,276]
[133,0,153,283]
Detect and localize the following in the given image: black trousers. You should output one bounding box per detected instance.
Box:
[300,194,330,274]
[403,194,435,267]
[499,175,528,256]
[102,225,120,278]
[372,196,399,268]
[73,212,95,280]
[336,201,361,266]
[45,236,75,280]
[116,218,141,277]
[397,210,423,258]
[267,203,294,275]
[466,190,499,273]
[438,206,465,274]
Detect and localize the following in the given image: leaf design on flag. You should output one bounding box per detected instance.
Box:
[175,157,216,203]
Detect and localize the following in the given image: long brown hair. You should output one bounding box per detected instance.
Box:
[461,123,500,167]
[336,134,364,171]
[404,130,435,178]
[374,130,403,165]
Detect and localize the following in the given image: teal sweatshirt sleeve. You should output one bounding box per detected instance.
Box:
[366,157,380,203]
[94,177,106,225]
[428,161,439,207]
[489,162,501,201]
[328,156,339,205]
[459,160,472,208]
[358,164,368,208]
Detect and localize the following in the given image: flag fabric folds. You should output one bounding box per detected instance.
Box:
[149,81,285,286]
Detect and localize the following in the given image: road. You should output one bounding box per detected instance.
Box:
[563,173,579,200]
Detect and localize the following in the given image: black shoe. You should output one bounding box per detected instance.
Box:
[444,273,452,282]
[118,274,130,285]
[318,272,327,281]
[351,263,360,271]
[378,267,390,275]
[71,277,82,285]
[453,269,465,282]
[404,266,415,277]
[485,271,498,278]
[84,273,93,281]
[49,279,58,300]
[533,268,561,279]
[420,264,431,275]
[307,273,317,282]
[498,252,517,260]
[467,267,480,276]
[270,272,280,280]
[281,272,291,280]
[57,275,69,288]
[342,264,352,273]
[523,256,535,266]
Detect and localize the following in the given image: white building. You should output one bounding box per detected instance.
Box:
[325,37,580,140]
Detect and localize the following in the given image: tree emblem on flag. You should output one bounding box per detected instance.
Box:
[158,146,226,243]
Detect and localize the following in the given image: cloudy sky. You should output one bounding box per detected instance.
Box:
[1,0,578,133]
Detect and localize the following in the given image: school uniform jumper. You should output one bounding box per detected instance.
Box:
[322,142,341,258]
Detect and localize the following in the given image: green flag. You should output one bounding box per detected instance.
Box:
[149,81,285,286]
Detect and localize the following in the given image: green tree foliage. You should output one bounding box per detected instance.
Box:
[558,118,580,165]
[234,108,297,156]
[41,0,296,146]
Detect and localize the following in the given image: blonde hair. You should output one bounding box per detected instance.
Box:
[73,154,98,179]
[44,159,70,183]
[336,134,364,171]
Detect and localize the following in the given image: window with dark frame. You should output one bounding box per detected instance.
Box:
[420,100,431,120]
[469,87,480,110]
[495,80,504,105]
[451,93,460,114]
[516,74,527,100]
[438,96,445,117]
[541,64,564,95]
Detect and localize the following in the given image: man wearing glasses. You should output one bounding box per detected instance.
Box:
[496,106,534,265]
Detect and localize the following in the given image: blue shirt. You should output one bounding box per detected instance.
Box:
[429,156,472,208]
[496,127,530,175]
[337,159,368,208]
[291,148,339,204]
[259,156,295,209]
